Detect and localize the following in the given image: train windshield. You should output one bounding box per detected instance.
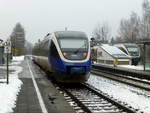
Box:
[58,38,89,60]
[125,45,139,56]
[58,38,88,49]
[127,47,138,52]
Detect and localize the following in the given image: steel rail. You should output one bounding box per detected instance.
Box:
[61,86,92,113]
[92,67,150,91]
[57,83,138,113]
[82,83,137,113]
[92,64,150,81]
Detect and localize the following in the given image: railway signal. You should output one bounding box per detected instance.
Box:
[4,41,11,84]
[4,41,11,54]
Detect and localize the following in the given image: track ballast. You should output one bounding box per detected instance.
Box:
[55,83,139,113]
[92,66,150,91]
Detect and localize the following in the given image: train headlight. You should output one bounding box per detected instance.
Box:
[63,52,68,56]
[83,52,87,56]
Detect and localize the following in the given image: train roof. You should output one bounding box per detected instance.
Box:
[101,44,130,59]
[115,43,138,47]
[54,31,87,38]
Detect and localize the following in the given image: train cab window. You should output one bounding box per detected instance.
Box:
[126,46,139,53]
[57,38,89,60]
[58,38,88,50]
[49,41,59,57]
[119,47,128,54]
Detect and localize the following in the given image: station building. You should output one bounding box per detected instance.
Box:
[143,41,150,71]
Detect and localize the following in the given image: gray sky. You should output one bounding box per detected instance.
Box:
[0,0,143,43]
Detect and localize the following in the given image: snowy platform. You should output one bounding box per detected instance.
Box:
[13,78,43,113]
[119,65,150,71]
[93,63,150,75]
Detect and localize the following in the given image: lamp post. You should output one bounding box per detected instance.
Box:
[91,37,95,47]
[38,39,41,56]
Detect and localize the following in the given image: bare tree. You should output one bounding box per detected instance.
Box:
[139,0,150,40]
[114,36,124,43]
[118,0,150,42]
[93,23,111,43]
[119,12,140,43]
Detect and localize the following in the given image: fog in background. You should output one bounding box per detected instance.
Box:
[0,0,143,43]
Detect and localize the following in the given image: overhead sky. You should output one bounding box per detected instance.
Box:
[0,0,144,43]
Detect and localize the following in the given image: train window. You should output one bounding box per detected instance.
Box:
[58,38,88,49]
[126,47,139,52]
[50,41,59,57]
[119,47,128,54]
[43,40,49,56]
[44,40,49,49]
[124,45,140,56]
[49,40,51,50]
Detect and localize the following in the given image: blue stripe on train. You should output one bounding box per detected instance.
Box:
[48,56,91,73]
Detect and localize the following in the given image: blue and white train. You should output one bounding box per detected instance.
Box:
[32,31,91,83]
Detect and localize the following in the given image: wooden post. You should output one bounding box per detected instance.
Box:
[6,53,9,84]
[144,44,145,71]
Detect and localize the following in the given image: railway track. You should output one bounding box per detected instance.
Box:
[92,64,150,80]
[91,67,150,91]
[54,83,140,113]
[32,59,143,113]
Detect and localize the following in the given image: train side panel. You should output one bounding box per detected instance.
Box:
[33,56,53,72]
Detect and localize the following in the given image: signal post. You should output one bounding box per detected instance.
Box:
[4,41,11,84]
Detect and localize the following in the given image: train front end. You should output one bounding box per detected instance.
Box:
[52,31,91,83]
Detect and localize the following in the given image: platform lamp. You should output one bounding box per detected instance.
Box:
[91,37,95,47]
[91,37,95,64]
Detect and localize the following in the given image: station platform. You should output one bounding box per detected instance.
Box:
[92,63,150,78]
[12,58,75,113]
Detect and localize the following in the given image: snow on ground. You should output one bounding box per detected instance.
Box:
[12,56,24,62]
[0,56,24,113]
[88,74,150,113]
[119,65,144,70]
[119,65,150,71]
[11,56,24,65]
